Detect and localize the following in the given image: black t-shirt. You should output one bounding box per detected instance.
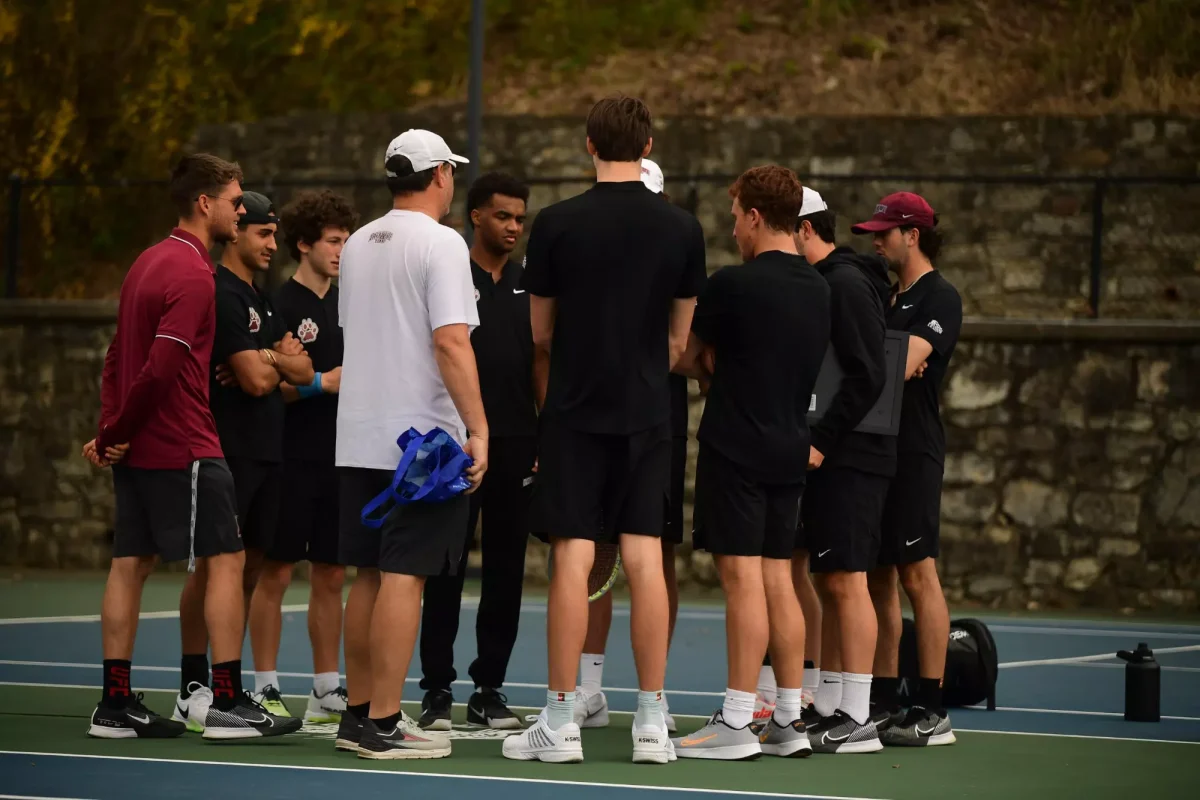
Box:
[210,266,288,462]
[886,270,963,462]
[670,373,688,439]
[471,259,536,438]
[522,181,707,435]
[692,250,831,484]
[273,278,343,464]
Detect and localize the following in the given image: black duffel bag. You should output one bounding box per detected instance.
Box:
[897,617,998,710]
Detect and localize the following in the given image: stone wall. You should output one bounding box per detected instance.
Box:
[2,302,1197,610]
[193,113,1200,319]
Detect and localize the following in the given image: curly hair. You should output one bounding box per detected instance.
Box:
[279,190,360,262]
[729,165,804,233]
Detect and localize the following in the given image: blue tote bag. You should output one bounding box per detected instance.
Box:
[360,427,474,529]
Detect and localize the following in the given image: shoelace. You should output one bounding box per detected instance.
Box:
[240,691,271,714]
[478,689,510,709]
[331,686,348,701]
[128,692,153,716]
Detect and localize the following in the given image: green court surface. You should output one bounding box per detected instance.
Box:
[1,569,1198,800]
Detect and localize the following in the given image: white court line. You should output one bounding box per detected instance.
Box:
[964,705,1200,722]
[1000,644,1200,668]
[0,605,310,626]
[0,750,886,800]
[956,728,1200,745]
[0,796,96,800]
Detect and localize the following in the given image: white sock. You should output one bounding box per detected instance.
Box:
[802,667,821,699]
[839,672,872,725]
[313,671,339,697]
[255,670,280,695]
[756,665,777,704]
[634,690,665,729]
[580,653,604,696]
[814,672,843,717]
[775,687,803,724]
[546,690,575,731]
[722,688,756,729]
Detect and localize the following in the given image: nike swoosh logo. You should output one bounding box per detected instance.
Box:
[906,537,922,546]
[246,714,274,726]
[176,702,189,719]
[817,549,831,557]
[902,304,913,309]
[513,289,526,294]
[901,214,914,218]
[128,713,150,724]
[822,732,851,743]
[916,724,938,735]
[680,733,718,747]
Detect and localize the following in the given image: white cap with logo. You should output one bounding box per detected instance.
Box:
[799,186,829,217]
[640,158,664,194]
[385,129,469,177]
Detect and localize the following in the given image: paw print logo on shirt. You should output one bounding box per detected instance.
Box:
[248,307,261,333]
[297,317,319,343]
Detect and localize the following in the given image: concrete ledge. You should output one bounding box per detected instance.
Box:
[3,300,1200,344]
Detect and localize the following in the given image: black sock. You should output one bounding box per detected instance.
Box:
[803,659,815,670]
[347,702,370,720]
[370,711,401,731]
[102,659,133,709]
[210,660,244,711]
[871,676,900,709]
[918,678,943,712]
[180,654,209,697]
[762,652,771,667]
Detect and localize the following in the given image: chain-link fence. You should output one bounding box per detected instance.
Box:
[4,173,1197,318]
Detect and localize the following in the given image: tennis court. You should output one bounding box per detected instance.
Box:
[0,571,1197,800]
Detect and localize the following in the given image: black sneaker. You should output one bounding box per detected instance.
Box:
[467,688,521,730]
[801,703,826,727]
[869,701,906,734]
[201,692,304,740]
[879,705,955,747]
[87,694,186,739]
[357,714,451,760]
[335,706,365,752]
[807,709,882,754]
[418,689,453,731]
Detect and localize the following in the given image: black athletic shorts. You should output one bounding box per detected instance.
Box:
[662,436,688,546]
[112,458,242,563]
[529,415,672,543]
[271,460,340,565]
[692,444,803,560]
[338,467,471,576]
[801,465,889,574]
[878,454,944,566]
[227,457,282,553]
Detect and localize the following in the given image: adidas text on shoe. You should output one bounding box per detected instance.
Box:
[671,710,761,761]
[357,715,451,760]
[759,716,812,758]
[305,686,348,724]
[201,693,304,740]
[502,718,584,763]
[418,689,453,731]
[88,695,186,739]
[467,688,522,730]
[807,710,883,754]
[171,682,213,733]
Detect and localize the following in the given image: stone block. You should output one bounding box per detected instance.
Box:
[942,488,997,524]
[1064,557,1102,591]
[1014,426,1058,453]
[1130,119,1157,144]
[1175,485,1200,528]
[1098,538,1141,558]
[1003,480,1069,528]
[969,575,1014,597]
[1024,559,1063,586]
[1137,360,1172,403]
[1018,368,1066,410]
[1072,492,1141,535]
[1154,467,1189,524]
[945,362,1010,410]
[1106,433,1165,464]
[944,452,996,485]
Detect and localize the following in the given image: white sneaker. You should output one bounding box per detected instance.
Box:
[753,692,775,724]
[171,682,212,733]
[575,690,609,728]
[632,716,674,764]
[662,693,677,733]
[305,686,347,724]
[502,717,584,763]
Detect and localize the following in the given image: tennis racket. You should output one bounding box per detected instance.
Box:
[547,540,622,602]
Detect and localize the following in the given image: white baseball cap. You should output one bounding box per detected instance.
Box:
[799,187,829,217]
[384,129,469,177]
[640,158,664,194]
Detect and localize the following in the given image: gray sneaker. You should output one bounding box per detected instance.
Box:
[808,710,883,754]
[758,716,812,758]
[671,710,761,761]
[357,713,452,760]
[880,706,955,747]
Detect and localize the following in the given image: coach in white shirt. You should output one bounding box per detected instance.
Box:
[334,129,489,760]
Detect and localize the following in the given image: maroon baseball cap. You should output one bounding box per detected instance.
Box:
[851,192,937,234]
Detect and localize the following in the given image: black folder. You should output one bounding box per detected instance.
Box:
[806,330,909,437]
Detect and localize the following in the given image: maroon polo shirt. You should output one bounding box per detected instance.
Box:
[97,228,224,468]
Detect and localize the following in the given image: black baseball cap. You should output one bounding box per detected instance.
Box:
[239,191,278,227]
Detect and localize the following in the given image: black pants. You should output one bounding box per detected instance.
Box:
[419,436,536,692]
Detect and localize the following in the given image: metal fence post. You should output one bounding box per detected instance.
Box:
[1088,178,1106,318]
[5,173,20,298]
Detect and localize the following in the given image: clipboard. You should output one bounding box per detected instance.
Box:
[806,330,909,437]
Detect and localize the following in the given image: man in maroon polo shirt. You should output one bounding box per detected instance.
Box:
[84,153,300,741]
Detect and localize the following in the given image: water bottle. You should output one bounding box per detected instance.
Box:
[1116,642,1160,722]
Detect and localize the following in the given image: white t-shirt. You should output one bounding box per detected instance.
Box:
[336,209,479,470]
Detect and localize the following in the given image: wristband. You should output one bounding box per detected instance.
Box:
[297,372,323,398]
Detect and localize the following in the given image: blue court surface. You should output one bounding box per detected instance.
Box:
[0,590,1197,800]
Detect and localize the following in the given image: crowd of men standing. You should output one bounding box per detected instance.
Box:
[83,94,962,766]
